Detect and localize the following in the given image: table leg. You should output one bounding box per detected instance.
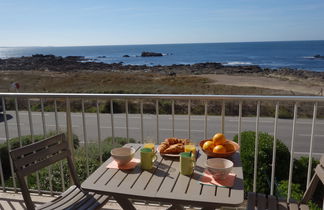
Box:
[113,195,136,210]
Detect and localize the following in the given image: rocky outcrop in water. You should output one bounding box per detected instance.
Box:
[141,52,163,57]
[314,54,324,59]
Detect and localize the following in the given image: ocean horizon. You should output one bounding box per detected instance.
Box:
[1,40,324,71]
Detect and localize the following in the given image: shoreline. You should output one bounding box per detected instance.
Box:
[1,54,324,95]
[1,54,324,80]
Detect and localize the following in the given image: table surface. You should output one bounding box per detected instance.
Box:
[81,143,244,208]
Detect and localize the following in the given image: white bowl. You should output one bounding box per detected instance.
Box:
[205,158,233,180]
[111,147,135,166]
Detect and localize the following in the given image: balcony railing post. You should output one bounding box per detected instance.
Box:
[140,100,144,143]
[238,101,242,146]
[28,99,41,194]
[172,100,175,137]
[221,101,225,134]
[41,98,53,195]
[287,102,298,202]
[54,99,66,192]
[188,99,191,139]
[96,99,103,164]
[253,101,260,192]
[66,98,74,158]
[110,99,115,145]
[2,97,17,192]
[270,102,279,195]
[307,102,317,188]
[204,100,208,139]
[156,100,160,143]
[125,99,129,142]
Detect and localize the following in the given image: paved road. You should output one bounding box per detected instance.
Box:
[0,111,323,157]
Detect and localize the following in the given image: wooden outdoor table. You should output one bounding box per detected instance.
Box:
[81,143,244,210]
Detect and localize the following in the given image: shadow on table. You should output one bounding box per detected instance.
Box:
[0,113,13,123]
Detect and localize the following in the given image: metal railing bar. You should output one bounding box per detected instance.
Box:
[156,100,160,144]
[287,102,298,202]
[270,102,279,195]
[14,97,22,147]
[0,154,5,192]
[81,98,89,177]
[221,101,225,134]
[41,98,53,195]
[2,97,17,192]
[204,101,208,139]
[2,93,324,102]
[96,99,102,164]
[0,98,6,191]
[54,99,65,192]
[253,101,260,192]
[125,100,129,143]
[188,99,191,139]
[172,100,175,137]
[110,100,115,145]
[307,102,317,188]
[238,101,242,146]
[27,99,41,194]
[140,100,144,144]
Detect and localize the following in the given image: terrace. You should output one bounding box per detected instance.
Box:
[0,93,323,209]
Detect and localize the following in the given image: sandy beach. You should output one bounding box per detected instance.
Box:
[198,74,324,95]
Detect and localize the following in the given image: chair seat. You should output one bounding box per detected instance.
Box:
[247,192,309,210]
[36,185,110,210]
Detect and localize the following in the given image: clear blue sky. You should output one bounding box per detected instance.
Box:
[1,0,324,46]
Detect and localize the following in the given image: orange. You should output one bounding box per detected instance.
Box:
[223,141,235,152]
[213,145,227,153]
[212,133,226,146]
[202,141,214,152]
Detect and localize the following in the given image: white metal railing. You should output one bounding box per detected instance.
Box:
[0,93,323,202]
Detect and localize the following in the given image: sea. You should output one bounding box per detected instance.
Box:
[1,40,324,71]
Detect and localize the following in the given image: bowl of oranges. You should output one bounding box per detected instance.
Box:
[199,133,240,158]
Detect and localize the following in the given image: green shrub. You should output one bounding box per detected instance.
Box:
[233,131,290,194]
[277,180,322,210]
[292,157,323,209]
[277,180,303,201]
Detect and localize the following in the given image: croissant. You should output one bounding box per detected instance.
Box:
[158,142,169,153]
[164,143,184,154]
[164,138,189,145]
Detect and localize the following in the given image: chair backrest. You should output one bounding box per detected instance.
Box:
[301,155,324,204]
[10,133,79,210]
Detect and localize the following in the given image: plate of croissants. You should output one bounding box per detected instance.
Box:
[157,137,190,157]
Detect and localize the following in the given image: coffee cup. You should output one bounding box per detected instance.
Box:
[180,152,195,176]
[140,148,157,170]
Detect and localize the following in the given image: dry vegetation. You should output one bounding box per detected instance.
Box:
[0,70,305,95]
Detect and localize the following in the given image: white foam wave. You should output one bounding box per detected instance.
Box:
[303,56,315,59]
[224,61,252,65]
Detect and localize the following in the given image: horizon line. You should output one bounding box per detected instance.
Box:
[1,39,324,48]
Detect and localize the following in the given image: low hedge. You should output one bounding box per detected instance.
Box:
[233,131,290,194]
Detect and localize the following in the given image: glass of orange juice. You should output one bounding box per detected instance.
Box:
[144,137,155,152]
[184,143,196,159]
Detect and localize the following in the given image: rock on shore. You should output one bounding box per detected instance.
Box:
[1,54,324,81]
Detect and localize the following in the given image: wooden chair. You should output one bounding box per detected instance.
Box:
[10,133,110,210]
[247,155,324,210]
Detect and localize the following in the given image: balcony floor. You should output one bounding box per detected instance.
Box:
[0,191,246,210]
[0,191,166,210]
